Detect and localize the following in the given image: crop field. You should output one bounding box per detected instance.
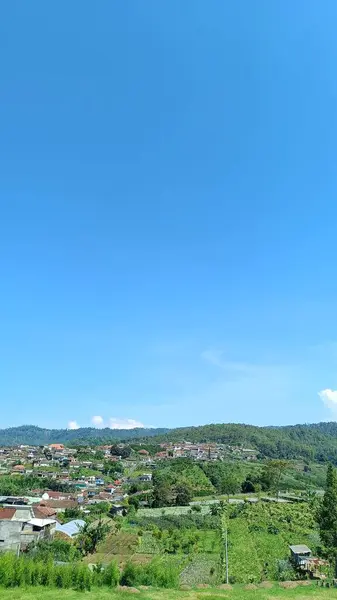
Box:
[137,505,211,517]
[225,501,322,583]
[84,499,325,586]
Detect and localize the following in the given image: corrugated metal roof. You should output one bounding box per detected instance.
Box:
[289,544,311,554]
[28,518,56,527]
[55,519,85,537]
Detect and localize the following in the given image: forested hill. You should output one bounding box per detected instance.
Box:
[0,425,169,446]
[148,421,337,463]
[2,422,337,463]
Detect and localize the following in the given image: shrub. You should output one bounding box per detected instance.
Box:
[120,559,179,588]
[103,561,120,587]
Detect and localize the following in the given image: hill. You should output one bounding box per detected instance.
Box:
[2,421,337,463]
[0,425,169,446]
[147,421,337,463]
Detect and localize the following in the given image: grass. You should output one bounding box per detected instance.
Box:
[0,584,334,600]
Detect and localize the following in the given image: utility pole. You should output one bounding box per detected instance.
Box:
[225,524,229,584]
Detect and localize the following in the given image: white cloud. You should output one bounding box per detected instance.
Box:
[109,418,144,430]
[319,389,337,415]
[91,415,104,427]
[68,420,80,430]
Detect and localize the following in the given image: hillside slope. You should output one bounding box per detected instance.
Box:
[1,421,337,464]
[150,421,337,463]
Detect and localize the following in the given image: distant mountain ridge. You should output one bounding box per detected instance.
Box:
[2,422,337,463]
[0,425,169,446]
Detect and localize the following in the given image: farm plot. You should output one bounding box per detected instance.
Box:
[227,519,262,583]
[180,554,220,586]
[83,531,139,565]
[137,504,211,517]
[225,501,320,583]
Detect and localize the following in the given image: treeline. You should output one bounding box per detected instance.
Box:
[136,459,294,508]
[4,422,337,464]
[0,475,74,496]
[0,553,178,590]
[0,425,168,446]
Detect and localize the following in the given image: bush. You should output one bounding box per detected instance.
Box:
[120,558,179,588]
[276,560,297,581]
[103,561,120,587]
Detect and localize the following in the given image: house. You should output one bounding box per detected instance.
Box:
[1,496,29,506]
[289,545,312,567]
[49,444,65,452]
[12,465,25,474]
[110,505,125,516]
[289,544,328,578]
[39,499,78,514]
[33,506,57,520]
[0,507,56,552]
[41,491,72,501]
[138,474,152,482]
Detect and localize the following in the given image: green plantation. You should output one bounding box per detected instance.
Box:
[78,496,325,587]
[225,502,321,583]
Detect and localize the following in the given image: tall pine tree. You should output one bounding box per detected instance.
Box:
[318,464,337,572]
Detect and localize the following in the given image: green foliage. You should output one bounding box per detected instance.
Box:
[102,562,119,587]
[0,475,74,496]
[27,539,81,562]
[77,518,111,556]
[152,461,214,506]
[0,424,169,446]
[120,558,179,588]
[317,464,337,569]
[225,501,319,582]
[110,444,132,458]
[0,554,93,590]
[145,421,337,464]
[102,460,124,476]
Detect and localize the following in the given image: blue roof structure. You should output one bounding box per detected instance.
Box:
[55,519,85,538]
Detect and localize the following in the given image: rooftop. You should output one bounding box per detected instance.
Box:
[289,544,312,554]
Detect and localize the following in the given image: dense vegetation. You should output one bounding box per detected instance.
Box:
[0,425,168,446]
[0,552,178,590]
[0,475,74,495]
[149,422,337,464]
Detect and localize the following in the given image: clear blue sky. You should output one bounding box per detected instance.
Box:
[1,1,337,430]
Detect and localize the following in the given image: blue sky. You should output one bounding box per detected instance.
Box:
[1,1,337,430]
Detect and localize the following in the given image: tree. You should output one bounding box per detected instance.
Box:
[110,445,131,459]
[317,464,337,572]
[152,481,175,507]
[77,518,111,556]
[220,473,240,498]
[175,482,193,506]
[260,460,288,496]
[64,506,83,520]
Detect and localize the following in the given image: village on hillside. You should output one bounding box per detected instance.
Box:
[0,437,334,590]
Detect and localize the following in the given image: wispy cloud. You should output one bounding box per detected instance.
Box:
[109,417,144,429]
[318,389,337,416]
[201,348,256,375]
[68,420,80,430]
